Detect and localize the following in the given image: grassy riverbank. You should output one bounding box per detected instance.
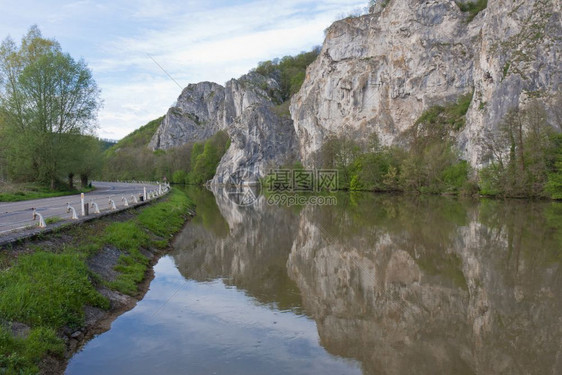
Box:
[0,188,193,374]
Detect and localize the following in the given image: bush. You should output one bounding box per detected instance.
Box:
[188,131,230,185]
[456,0,488,22]
[546,134,562,199]
[172,170,188,184]
[441,160,470,192]
[255,48,320,102]
[478,102,557,198]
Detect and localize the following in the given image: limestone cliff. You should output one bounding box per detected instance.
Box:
[150,0,561,179]
[211,104,297,184]
[291,0,561,167]
[149,81,225,150]
[149,72,295,181]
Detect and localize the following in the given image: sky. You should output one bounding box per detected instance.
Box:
[0,0,367,140]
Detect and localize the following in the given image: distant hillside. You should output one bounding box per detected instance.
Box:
[99,139,118,151]
[105,116,164,157]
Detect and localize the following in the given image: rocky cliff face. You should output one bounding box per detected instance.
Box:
[150,0,560,178]
[211,104,298,184]
[291,0,561,167]
[149,72,296,180]
[149,81,225,150]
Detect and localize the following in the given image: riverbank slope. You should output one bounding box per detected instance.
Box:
[0,188,193,374]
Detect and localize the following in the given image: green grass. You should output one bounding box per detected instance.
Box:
[138,189,192,237]
[45,216,63,225]
[0,252,109,328]
[104,189,192,294]
[0,185,95,202]
[103,222,151,294]
[0,188,194,373]
[0,326,64,375]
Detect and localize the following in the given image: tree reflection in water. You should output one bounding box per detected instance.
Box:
[173,187,562,375]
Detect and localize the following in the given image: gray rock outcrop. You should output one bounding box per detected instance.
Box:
[149,81,226,150]
[211,104,298,184]
[149,72,295,181]
[291,0,561,167]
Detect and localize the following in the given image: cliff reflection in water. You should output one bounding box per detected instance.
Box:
[173,188,562,375]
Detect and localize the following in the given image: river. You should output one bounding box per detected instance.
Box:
[66,187,562,374]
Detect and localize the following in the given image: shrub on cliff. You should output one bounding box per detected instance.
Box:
[254,47,320,102]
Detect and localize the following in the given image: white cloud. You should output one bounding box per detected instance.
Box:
[0,0,366,139]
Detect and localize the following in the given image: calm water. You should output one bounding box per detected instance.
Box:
[66,188,562,375]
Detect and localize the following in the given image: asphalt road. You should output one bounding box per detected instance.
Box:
[0,181,160,235]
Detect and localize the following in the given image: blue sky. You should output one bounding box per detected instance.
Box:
[0,0,366,139]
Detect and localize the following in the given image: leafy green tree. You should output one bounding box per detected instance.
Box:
[61,135,104,188]
[480,101,556,197]
[319,135,362,188]
[545,134,562,199]
[188,131,230,185]
[0,26,101,189]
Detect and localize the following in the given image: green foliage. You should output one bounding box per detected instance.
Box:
[441,160,472,193]
[414,91,473,132]
[104,222,149,253]
[319,135,363,189]
[349,149,398,191]
[102,117,193,182]
[479,102,557,198]
[0,26,101,189]
[255,48,320,102]
[456,0,488,22]
[61,134,105,188]
[545,134,562,199]
[172,170,188,184]
[397,93,473,194]
[188,131,230,185]
[0,326,64,374]
[400,143,462,194]
[0,251,109,328]
[104,117,164,158]
[316,93,475,195]
[45,216,63,225]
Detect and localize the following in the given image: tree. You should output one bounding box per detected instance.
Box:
[188,131,230,185]
[0,26,101,189]
[479,100,557,197]
[61,135,104,188]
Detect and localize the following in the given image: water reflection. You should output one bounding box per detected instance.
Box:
[175,188,562,375]
[174,187,303,312]
[67,187,562,374]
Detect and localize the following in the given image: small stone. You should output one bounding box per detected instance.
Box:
[71,330,84,340]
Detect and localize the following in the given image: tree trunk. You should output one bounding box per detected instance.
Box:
[80,174,88,189]
[68,173,74,190]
